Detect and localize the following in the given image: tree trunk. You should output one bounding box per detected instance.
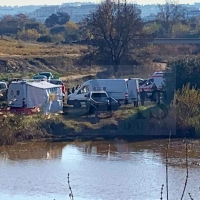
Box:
[113,59,119,77]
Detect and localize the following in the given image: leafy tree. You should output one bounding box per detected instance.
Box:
[45,12,70,28]
[50,25,66,35]
[65,22,80,42]
[172,23,190,38]
[81,0,144,74]
[164,57,200,103]
[0,14,29,35]
[143,22,161,35]
[65,22,79,31]
[18,29,40,41]
[25,22,47,34]
[51,34,65,43]
[157,0,185,36]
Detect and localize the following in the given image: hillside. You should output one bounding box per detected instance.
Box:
[0,37,198,84]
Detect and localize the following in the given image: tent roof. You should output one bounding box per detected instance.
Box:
[27,81,61,89]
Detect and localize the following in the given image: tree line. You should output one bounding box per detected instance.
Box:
[0,0,200,73]
[0,12,79,43]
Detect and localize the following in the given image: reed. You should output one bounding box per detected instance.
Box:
[68,173,74,200]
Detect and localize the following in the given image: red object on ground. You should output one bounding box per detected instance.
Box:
[4,107,40,115]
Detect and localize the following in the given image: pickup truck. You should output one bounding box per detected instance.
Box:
[85,91,120,114]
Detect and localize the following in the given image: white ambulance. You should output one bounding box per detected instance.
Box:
[139,71,165,92]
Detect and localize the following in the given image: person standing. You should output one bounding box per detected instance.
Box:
[67,88,71,95]
[140,89,146,106]
[151,83,157,102]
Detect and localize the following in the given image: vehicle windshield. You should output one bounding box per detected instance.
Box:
[34,75,47,80]
[91,93,108,101]
[50,80,62,85]
[39,73,52,79]
[0,83,6,89]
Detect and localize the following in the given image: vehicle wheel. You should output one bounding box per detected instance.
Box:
[73,100,81,108]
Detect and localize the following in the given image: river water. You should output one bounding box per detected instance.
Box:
[0,139,200,200]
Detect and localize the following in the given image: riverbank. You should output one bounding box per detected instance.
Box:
[0,103,196,145]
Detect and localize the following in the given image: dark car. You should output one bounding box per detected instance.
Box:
[85,91,120,114]
[49,79,63,85]
[33,75,48,81]
[38,72,53,80]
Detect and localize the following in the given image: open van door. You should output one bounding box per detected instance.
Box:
[127,79,139,102]
[8,82,26,108]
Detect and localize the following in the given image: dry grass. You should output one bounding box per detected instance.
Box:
[0,38,87,57]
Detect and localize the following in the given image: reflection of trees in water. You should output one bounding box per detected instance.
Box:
[76,141,130,155]
[75,140,200,167]
[0,142,66,160]
[126,140,200,167]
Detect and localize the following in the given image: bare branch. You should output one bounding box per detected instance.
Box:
[166,131,171,200]
[160,184,164,200]
[68,173,74,200]
[180,140,189,200]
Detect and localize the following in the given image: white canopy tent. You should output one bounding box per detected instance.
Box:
[26,81,63,114]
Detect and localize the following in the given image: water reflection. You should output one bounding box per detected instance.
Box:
[0,142,66,161]
[0,139,199,200]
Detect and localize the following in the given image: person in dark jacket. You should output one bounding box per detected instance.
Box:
[67,88,71,95]
[140,89,146,106]
[151,83,157,102]
[72,87,75,93]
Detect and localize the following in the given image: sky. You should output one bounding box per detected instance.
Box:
[0,0,197,6]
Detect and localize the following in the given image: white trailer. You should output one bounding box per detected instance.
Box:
[7,80,63,114]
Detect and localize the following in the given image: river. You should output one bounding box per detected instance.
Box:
[0,139,199,200]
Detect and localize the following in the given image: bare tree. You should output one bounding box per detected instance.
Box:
[82,0,144,74]
[157,0,185,37]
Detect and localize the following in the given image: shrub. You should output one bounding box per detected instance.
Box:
[37,35,53,43]
[172,84,200,133]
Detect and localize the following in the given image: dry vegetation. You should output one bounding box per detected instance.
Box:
[0,37,87,57]
[0,103,175,145]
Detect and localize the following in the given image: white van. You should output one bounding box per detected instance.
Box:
[67,79,139,108]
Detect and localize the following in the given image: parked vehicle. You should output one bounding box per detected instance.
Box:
[139,72,165,92]
[85,91,120,114]
[38,72,53,81]
[0,81,8,100]
[0,81,7,92]
[33,75,48,81]
[7,80,63,114]
[49,79,63,85]
[67,79,139,108]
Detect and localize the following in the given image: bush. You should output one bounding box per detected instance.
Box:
[37,35,53,43]
[18,29,40,41]
[172,84,200,133]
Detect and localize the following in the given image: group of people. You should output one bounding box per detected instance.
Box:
[139,83,158,106]
[67,84,80,95]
